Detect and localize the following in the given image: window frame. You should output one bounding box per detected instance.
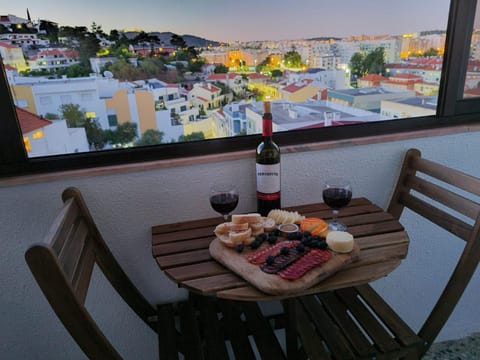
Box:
[1,0,479,178]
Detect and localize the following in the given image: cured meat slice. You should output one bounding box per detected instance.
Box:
[260,247,304,274]
[278,249,332,280]
[247,240,299,265]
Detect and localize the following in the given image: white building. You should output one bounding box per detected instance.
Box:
[28,48,80,71]
[12,75,116,130]
[16,106,89,157]
[0,32,50,50]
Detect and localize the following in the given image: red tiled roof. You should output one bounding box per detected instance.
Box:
[196,96,210,102]
[359,74,388,81]
[4,64,16,70]
[248,73,269,80]
[389,73,422,79]
[206,73,238,81]
[15,107,52,134]
[464,87,480,96]
[201,84,220,92]
[0,41,19,49]
[298,120,363,129]
[282,83,307,93]
[29,48,79,60]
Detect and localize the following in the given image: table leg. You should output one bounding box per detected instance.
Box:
[282,298,299,359]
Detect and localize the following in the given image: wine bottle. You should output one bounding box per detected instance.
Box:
[256,101,281,216]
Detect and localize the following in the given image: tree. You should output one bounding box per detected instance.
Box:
[56,63,92,78]
[39,20,59,43]
[60,104,85,128]
[179,132,205,142]
[105,122,137,146]
[349,52,365,78]
[171,34,187,49]
[135,129,164,146]
[423,47,439,57]
[214,64,229,73]
[84,118,106,149]
[283,49,303,68]
[364,47,386,75]
[271,69,283,78]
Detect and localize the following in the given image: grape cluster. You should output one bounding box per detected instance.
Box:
[235,228,327,254]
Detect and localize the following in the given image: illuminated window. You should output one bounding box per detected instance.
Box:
[23,137,31,152]
[85,112,97,119]
[32,131,43,139]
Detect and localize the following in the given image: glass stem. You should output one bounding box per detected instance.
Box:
[332,209,339,223]
[223,214,229,221]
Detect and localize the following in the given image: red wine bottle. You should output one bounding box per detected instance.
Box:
[256,101,281,216]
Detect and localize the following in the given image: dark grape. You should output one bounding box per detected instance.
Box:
[265,255,275,265]
[318,241,328,250]
[250,240,261,249]
[280,247,289,255]
[235,244,245,253]
[296,244,306,253]
[287,231,302,240]
[267,235,277,244]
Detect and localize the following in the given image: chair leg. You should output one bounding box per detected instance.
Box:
[157,303,179,360]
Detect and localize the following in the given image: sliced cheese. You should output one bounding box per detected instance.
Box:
[326,231,354,253]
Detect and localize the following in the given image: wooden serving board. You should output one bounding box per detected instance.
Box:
[209,238,360,295]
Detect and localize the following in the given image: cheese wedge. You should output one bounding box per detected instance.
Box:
[326,231,354,253]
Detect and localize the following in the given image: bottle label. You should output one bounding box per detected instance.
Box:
[256,163,280,194]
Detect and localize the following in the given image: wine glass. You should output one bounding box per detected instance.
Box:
[209,183,239,221]
[322,178,352,231]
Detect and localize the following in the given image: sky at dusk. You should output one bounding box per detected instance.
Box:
[4,0,451,42]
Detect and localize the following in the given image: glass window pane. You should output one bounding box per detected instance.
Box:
[2,0,450,158]
[464,1,480,98]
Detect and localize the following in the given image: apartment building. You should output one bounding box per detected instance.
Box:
[380,96,437,118]
[327,87,415,112]
[0,41,28,71]
[0,32,50,50]
[16,106,89,157]
[188,83,225,110]
[28,48,80,71]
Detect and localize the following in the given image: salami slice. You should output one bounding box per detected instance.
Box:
[247,240,299,265]
[260,247,304,274]
[278,249,332,280]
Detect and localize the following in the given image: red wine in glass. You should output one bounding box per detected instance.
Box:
[210,184,239,221]
[322,179,352,231]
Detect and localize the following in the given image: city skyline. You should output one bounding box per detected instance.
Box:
[5,0,450,42]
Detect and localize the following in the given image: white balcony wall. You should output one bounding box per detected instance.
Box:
[1,130,480,359]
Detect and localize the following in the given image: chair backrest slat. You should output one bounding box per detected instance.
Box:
[412,156,480,196]
[71,238,96,304]
[405,174,480,220]
[58,219,89,281]
[387,148,480,349]
[400,192,472,241]
[26,187,158,359]
[50,198,80,255]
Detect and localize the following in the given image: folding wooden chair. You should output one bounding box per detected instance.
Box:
[26,187,286,359]
[289,148,480,359]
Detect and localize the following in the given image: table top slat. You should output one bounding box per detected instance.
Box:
[181,273,248,294]
[155,249,212,269]
[164,261,229,282]
[152,237,212,257]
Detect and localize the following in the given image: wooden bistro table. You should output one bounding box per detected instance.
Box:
[151,197,409,301]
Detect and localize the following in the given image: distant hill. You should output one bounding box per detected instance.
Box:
[122,31,219,47]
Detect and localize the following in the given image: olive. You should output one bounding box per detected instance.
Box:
[265,255,275,265]
[235,244,245,253]
[267,235,277,244]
